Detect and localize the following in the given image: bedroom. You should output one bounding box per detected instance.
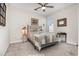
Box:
[0,3,78,56]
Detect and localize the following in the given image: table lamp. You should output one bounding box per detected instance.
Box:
[21,26,27,42]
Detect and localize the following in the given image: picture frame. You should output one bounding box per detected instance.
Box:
[57,18,67,27]
[0,3,6,26]
[31,18,38,25]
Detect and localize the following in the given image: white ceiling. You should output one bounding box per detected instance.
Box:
[9,3,76,17]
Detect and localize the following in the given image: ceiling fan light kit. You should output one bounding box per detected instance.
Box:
[34,3,54,12]
[42,7,46,10]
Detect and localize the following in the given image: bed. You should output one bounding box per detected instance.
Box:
[27,25,58,51]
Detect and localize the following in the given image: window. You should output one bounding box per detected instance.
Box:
[49,24,54,32]
[47,17,54,32]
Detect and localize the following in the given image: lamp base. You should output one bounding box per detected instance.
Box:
[22,35,27,43]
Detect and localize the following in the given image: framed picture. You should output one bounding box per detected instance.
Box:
[3,3,6,12]
[0,3,6,26]
[31,18,38,25]
[57,18,67,27]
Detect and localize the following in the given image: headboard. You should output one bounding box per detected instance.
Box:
[27,25,42,33]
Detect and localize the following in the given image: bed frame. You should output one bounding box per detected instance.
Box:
[28,38,58,51]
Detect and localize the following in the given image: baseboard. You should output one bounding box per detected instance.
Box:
[67,41,78,46]
[3,40,22,55]
[10,40,22,44]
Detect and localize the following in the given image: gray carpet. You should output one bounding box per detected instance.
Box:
[5,42,78,56]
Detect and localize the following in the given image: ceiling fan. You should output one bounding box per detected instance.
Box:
[34,3,54,12]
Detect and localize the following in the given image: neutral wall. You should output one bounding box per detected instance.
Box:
[78,4,79,48]
[49,4,78,45]
[0,4,9,56]
[8,4,46,43]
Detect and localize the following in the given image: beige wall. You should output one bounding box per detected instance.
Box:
[7,4,46,43]
[8,4,78,44]
[0,4,9,55]
[48,4,78,45]
[78,4,79,48]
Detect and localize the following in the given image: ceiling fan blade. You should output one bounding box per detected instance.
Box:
[44,3,48,6]
[46,6,54,8]
[34,7,42,10]
[38,3,43,6]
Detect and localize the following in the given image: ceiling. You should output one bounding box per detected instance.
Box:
[9,3,76,17]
